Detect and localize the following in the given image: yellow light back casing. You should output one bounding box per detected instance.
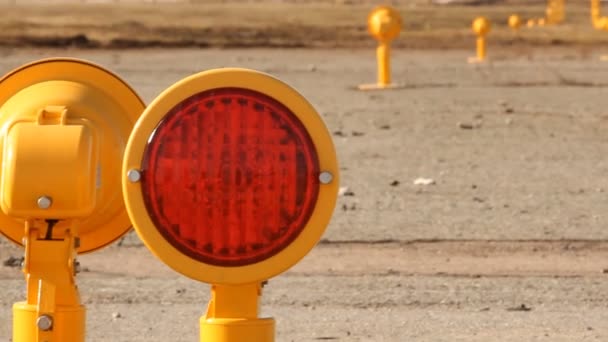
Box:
[368,5,403,42]
[0,58,144,253]
[472,17,491,36]
[2,117,97,218]
[123,68,339,285]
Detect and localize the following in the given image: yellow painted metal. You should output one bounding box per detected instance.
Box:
[0,58,145,253]
[13,222,85,342]
[200,283,274,341]
[358,5,404,90]
[476,37,486,61]
[592,0,601,22]
[524,0,564,28]
[377,42,391,86]
[367,5,402,42]
[508,14,522,31]
[123,68,339,285]
[13,303,84,342]
[472,17,491,37]
[469,17,490,63]
[590,0,608,30]
[545,0,565,25]
[1,107,98,218]
[595,16,608,30]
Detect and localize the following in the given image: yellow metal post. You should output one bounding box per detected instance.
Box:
[13,222,84,342]
[377,42,391,86]
[200,283,274,342]
[476,37,486,61]
[592,0,601,22]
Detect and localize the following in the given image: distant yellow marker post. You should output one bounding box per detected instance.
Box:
[468,17,491,63]
[508,14,522,32]
[591,0,608,30]
[590,0,608,60]
[537,17,547,26]
[546,0,565,25]
[592,0,601,24]
[525,0,564,29]
[358,5,404,90]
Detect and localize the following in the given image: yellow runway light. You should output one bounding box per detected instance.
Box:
[591,0,608,31]
[508,14,522,32]
[468,17,491,64]
[546,0,565,25]
[123,68,339,341]
[592,0,601,22]
[0,58,144,342]
[358,5,405,90]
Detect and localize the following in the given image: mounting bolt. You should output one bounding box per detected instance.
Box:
[37,314,53,331]
[127,169,141,183]
[37,196,52,209]
[319,171,333,184]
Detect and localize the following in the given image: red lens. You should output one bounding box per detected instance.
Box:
[141,88,320,266]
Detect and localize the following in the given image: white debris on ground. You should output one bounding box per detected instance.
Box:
[413,178,436,186]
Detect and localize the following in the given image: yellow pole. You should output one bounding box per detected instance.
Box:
[13,222,84,342]
[592,0,599,17]
[546,0,565,24]
[591,0,606,30]
[377,41,391,86]
[476,36,486,61]
[200,283,274,341]
[557,0,565,22]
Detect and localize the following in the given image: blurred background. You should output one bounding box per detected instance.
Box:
[0,0,600,50]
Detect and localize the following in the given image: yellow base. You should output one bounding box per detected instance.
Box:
[200,317,275,342]
[467,56,488,64]
[13,302,85,342]
[357,82,406,91]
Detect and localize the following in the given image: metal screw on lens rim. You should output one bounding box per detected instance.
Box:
[127,169,142,183]
[37,196,52,209]
[37,314,53,331]
[319,171,333,184]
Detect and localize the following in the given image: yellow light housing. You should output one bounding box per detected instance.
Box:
[0,58,145,252]
[123,68,339,285]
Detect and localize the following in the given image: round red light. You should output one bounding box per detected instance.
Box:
[141,88,320,267]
